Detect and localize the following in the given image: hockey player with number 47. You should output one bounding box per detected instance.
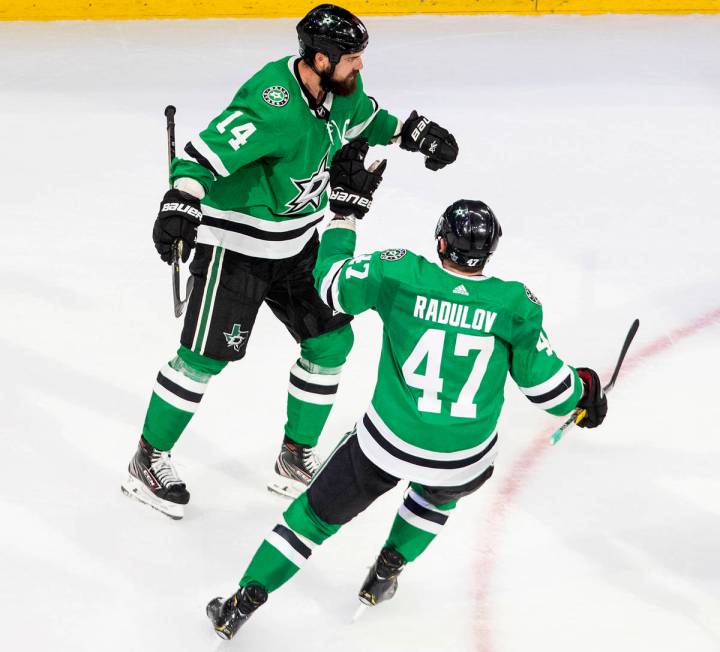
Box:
[205,140,608,639]
[121,4,459,519]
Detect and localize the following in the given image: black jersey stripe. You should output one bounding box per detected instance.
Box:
[526,374,573,405]
[289,374,338,396]
[272,524,312,559]
[184,142,220,177]
[363,414,498,470]
[156,372,203,403]
[404,494,449,526]
[202,215,324,242]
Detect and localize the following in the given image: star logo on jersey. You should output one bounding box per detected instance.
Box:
[453,284,469,296]
[284,151,331,215]
[224,324,249,352]
[262,85,290,107]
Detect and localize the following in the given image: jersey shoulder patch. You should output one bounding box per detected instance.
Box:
[262,85,290,107]
[380,248,407,261]
[524,285,541,305]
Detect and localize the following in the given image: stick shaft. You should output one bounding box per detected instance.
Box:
[550,318,640,445]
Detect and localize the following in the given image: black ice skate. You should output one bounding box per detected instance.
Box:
[206,584,268,640]
[358,546,407,607]
[267,436,319,498]
[121,436,190,520]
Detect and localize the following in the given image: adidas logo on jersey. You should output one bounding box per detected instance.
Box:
[453,284,469,296]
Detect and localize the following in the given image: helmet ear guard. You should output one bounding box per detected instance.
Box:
[435,200,502,271]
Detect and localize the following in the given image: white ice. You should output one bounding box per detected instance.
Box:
[1,13,719,652]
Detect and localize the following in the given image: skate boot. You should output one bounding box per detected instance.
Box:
[359,546,406,607]
[121,436,190,520]
[206,584,268,641]
[267,436,320,498]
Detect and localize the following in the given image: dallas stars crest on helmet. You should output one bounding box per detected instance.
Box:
[297,4,369,66]
[435,200,502,271]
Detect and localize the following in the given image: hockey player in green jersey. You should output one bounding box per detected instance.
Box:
[205,140,608,639]
[121,4,459,518]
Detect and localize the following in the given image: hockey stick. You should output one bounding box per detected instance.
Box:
[164,105,194,318]
[549,318,640,446]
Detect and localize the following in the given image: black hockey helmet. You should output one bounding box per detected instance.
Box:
[296,4,369,65]
[435,200,502,270]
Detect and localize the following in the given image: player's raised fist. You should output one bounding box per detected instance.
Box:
[400,110,459,171]
[152,188,203,264]
[329,139,387,219]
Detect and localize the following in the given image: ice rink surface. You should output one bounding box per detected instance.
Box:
[2,12,719,652]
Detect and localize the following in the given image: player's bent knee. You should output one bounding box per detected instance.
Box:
[417,465,495,508]
[283,493,340,546]
[300,324,354,369]
[176,345,228,378]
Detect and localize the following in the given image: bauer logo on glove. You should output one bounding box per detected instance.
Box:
[329,139,386,219]
[400,110,459,171]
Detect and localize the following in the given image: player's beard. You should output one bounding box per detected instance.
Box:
[324,70,359,96]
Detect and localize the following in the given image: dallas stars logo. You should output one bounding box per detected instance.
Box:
[284,151,331,215]
[224,323,249,352]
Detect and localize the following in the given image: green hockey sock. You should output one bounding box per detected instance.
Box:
[141,347,225,451]
[240,493,340,592]
[284,358,342,447]
[385,485,456,562]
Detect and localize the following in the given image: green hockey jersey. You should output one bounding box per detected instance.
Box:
[314,222,583,486]
[171,56,399,259]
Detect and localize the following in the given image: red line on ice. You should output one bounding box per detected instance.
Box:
[473,307,720,652]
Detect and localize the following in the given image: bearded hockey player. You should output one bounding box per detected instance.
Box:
[121,4,459,518]
[205,140,608,639]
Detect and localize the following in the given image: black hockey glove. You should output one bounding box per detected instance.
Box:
[329,139,387,219]
[152,188,202,264]
[399,110,459,171]
[575,367,608,428]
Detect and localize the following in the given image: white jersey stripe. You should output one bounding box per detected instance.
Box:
[366,404,495,462]
[356,415,498,487]
[318,259,347,311]
[345,98,380,139]
[190,136,230,177]
[201,205,326,233]
[196,223,318,260]
[519,365,572,397]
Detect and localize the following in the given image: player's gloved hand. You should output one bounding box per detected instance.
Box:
[575,367,608,428]
[152,188,203,264]
[329,139,387,219]
[399,110,459,171]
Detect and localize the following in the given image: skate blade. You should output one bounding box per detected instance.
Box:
[267,472,307,499]
[352,603,369,623]
[121,474,184,520]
